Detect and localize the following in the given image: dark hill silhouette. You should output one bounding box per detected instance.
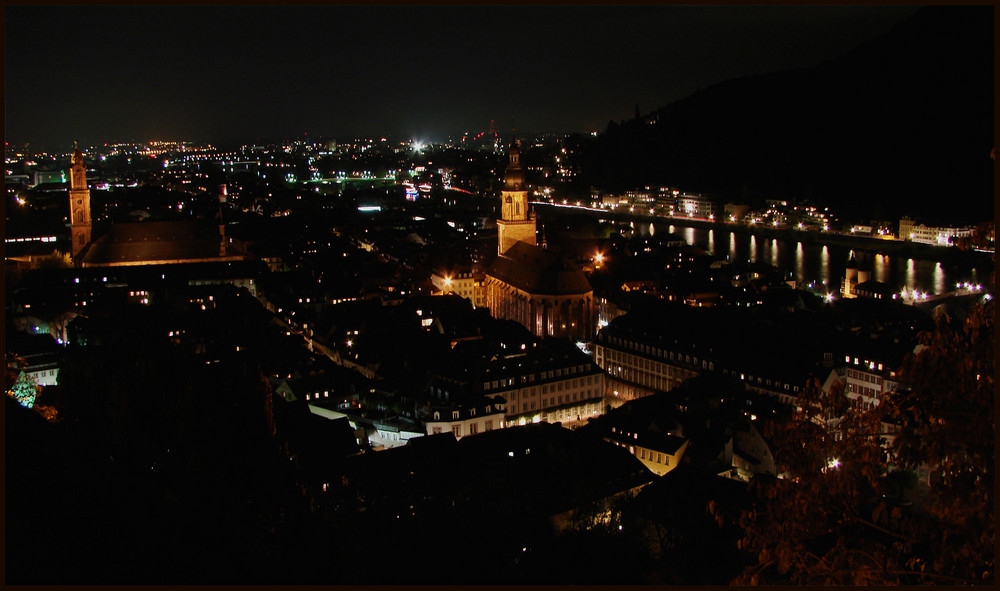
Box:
[581,6,993,225]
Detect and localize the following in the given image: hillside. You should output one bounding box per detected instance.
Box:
[581,6,994,225]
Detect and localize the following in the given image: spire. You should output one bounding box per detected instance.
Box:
[504,131,524,191]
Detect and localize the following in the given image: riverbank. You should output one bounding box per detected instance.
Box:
[533,202,993,267]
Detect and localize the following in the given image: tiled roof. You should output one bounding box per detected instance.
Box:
[82,220,233,265]
[487,241,592,296]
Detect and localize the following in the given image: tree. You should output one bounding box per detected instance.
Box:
[33,249,73,269]
[734,300,995,585]
[733,376,899,585]
[886,300,994,582]
[6,353,61,420]
[7,366,39,409]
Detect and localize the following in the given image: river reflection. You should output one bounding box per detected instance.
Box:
[820,245,830,287]
[795,242,804,282]
[624,222,990,295]
[874,254,889,284]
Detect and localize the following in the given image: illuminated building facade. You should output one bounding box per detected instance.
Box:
[823,352,904,413]
[675,193,717,219]
[430,267,487,308]
[485,243,596,340]
[486,136,595,340]
[425,399,507,440]
[602,426,689,477]
[593,306,811,408]
[841,256,870,299]
[899,216,975,246]
[480,340,605,428]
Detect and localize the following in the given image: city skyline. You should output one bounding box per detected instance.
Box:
[5,6,994,584]
[5,5,920,149]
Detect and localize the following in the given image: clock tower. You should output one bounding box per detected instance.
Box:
[68,142,92,261]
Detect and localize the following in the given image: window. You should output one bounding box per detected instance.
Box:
[640,449,646,460]
[452,425,462,437]
[657,453,663,464]
[469,423,478,435]
[485,420,493,431]
[432,427,442,435]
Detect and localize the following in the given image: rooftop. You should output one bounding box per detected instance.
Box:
[82,220,241,266]
[488,241,592,296]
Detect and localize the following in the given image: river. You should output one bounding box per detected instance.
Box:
[614,220,991,296]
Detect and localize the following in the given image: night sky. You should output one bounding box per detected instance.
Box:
[6,6,919,149]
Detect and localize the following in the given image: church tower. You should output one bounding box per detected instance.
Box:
[496,135,536,255]
[68,142,92,261]
[217,184,228,257]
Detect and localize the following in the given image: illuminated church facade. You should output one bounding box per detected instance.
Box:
[67,145,244,268]
[485,138,595,341]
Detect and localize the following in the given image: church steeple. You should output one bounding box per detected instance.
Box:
[216,183,227,257]
[504,135,525,192]
[68,141,92,262]
[496,129,536,255]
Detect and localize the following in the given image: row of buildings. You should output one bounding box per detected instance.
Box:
[8,139,932,486]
